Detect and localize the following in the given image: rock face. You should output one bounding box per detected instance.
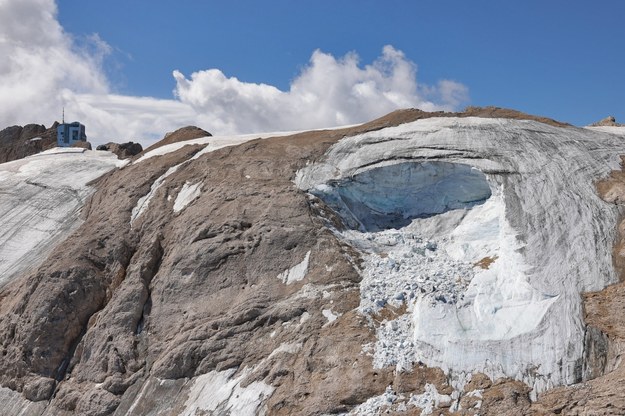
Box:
[591,115,623,127]
[0,123,58,163]
[1,108,625,415]
[96,142,143,159]
[142,126,211,153]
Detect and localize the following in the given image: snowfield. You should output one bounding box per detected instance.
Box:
[297,116,625,396]
[0,148,126,287]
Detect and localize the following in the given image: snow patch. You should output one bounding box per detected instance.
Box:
[131,163,183,225]
[299,311,311,325]
[348,383,451,416]
[277,251,311,284]
[173,181,202,213]
[348,386,399,415]
[38,147,86,155]
[322,309,340,325]
[181,368,274,416]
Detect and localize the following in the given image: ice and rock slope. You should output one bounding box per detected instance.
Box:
[2,109,625,415]
[297,116,625,395]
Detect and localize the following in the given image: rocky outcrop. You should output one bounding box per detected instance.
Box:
[96,142,143,159]
[591,115,623,127]
[142,126,211,153]
[0,123,58,163]
[2,108,625,415]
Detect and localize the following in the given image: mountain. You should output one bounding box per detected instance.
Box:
[1,108,625,415]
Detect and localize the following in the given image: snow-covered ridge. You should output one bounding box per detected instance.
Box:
[296,117,625,395]
[134,131,296,164]
[0,149,126,287]
[134,122,360,164]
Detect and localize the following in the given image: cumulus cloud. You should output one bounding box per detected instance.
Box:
[0,0,200,144]
[0,0,108,124]
[0,0,469,147]
[173,46,469,134]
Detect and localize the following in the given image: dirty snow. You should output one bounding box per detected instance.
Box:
[173,181,202,213]
[0,386,46,416]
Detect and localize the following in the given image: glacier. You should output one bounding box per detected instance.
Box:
[0,148,126,287]
[2,115,625,414]
[297,117,625,394]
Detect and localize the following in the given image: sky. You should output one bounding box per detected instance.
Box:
[1,0,623,146]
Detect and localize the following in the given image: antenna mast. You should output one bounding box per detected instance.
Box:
[62,107,65,124]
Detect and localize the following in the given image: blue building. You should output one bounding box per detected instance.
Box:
[57,122,87,147]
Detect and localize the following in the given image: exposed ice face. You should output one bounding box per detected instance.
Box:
[310,161,492,232]
[296,117,625,394]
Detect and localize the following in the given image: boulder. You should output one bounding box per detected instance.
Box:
[97,141,143,159]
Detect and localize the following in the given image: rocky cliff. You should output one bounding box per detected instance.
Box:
[0,123,58,163]
[1,108,625,415]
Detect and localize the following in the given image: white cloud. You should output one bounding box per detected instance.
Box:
[0,0,108,124]
[0,0,469,147]
[173,45,469,134]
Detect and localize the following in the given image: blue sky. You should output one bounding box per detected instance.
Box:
[57,0,624,125]
[1,0,623,145]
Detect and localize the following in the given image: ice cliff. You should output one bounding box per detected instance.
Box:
[297,117,625,396]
